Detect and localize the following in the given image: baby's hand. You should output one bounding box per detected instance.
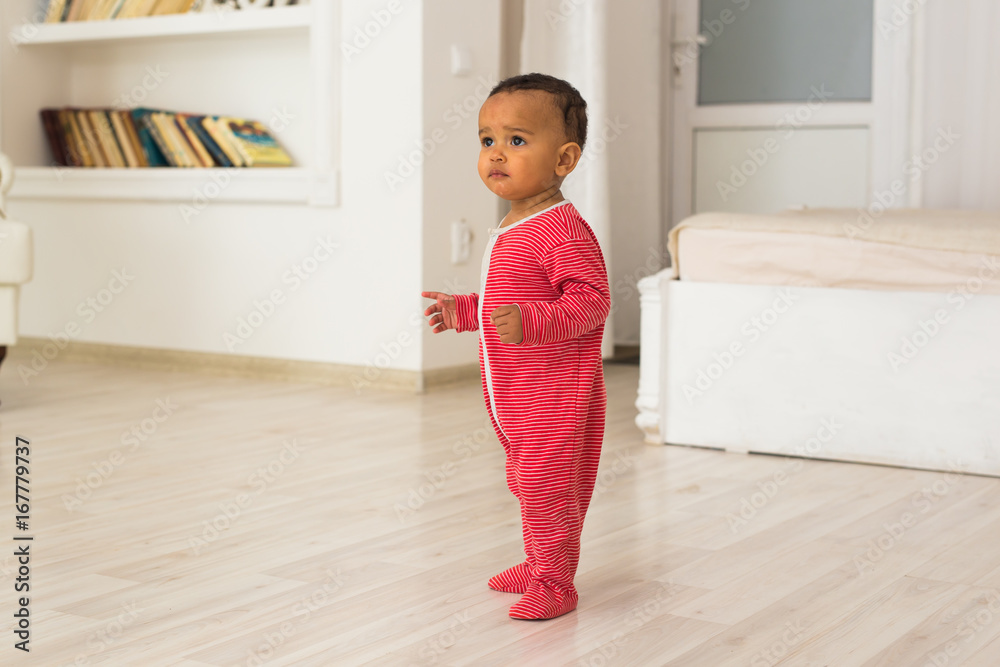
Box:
[490,305,523,344]
[421,291,458,333]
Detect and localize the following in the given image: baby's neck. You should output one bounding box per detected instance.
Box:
[502,189,565,227]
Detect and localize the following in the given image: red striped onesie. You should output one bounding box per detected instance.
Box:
[452,200,610,620]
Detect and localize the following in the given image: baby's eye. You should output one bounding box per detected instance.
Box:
[511,136,526,146]
[481,137,493,147]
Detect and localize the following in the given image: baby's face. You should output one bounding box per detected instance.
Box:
[477,91,570,201]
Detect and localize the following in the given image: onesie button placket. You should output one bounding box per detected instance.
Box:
[479,224,509,438]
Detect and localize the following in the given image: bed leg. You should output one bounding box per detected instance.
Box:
[635,275,663,444]
[0,345,6,407]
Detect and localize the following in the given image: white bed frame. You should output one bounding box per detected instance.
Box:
[635,273,1000,477]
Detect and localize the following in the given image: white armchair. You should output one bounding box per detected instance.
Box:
[0,153,34,386]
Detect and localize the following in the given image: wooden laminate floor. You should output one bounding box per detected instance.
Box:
[1,350,999,666]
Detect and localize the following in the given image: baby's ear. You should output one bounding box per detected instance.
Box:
[556,142,582,177]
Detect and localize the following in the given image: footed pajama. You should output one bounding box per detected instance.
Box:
[453,201,609,620]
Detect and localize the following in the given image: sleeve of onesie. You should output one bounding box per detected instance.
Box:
[452,293,480,333]
[516,238,610,346]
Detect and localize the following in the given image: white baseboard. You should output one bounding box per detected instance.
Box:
[8,338,479,393]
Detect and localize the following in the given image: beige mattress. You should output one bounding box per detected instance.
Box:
[669,209,1000,295]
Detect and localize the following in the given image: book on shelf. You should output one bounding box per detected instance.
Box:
[89,110,127,167]
[75,110,106,165]
[39,106,294,168]
[184,115,233,167]
[43,0,305,22]
[175,114,215,167]
[203,116,244,166]
[129,108,168,166]
[219,118,294,167]
[45,0,197,22]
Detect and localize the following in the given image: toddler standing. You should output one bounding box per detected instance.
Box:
[422,73,609,620]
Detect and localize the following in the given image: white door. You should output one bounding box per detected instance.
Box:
[669,0,912,223]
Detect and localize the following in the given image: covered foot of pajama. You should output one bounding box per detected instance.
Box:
[508,581,578,620]
[488,561,533,593]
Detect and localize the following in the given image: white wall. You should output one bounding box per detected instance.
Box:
[919,0,1000,211]
[606,0,663,346]
[519,0,663,349]
[420,0,502,372]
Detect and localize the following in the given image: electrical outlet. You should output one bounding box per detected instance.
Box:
[451,220,473,264]
[451,45,472,76]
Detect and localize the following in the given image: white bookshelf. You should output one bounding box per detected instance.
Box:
[11,166,313,204]
[10,5,312,46]
[2,0,339,207]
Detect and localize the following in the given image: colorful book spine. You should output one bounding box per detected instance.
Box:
[63,110,92,166]
[150,112,180,166]
[39,106,295,168]
[118,111,149,167]
[130,108,169,166]
[224,118,294,167]
[174,114,215,167]
[109,111,139,167]
[202,116,245,167]
[89,110,126,167]
[185,116,232,168]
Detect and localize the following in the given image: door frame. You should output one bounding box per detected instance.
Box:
[663,0,922,228]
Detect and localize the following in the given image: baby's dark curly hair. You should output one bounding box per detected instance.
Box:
[488,73,588,151]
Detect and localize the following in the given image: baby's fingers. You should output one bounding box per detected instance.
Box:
[490,305,512,324]
[428,313,451,332]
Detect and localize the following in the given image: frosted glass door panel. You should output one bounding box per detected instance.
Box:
[694,127,871,214]
[698,0,874,105]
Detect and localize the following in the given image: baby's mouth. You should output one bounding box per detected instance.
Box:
[489,169,509,178]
